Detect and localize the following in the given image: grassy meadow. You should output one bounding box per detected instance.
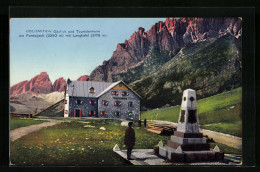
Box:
[10,118,48,130]
[141,87,242,137]
[10,119,168,166]
[10,118,241,166]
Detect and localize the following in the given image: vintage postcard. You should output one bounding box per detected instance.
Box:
[10,17,242,166]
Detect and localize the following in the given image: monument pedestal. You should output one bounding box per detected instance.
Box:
[164,131,224,162]
[157,130,224,163]
[168,132,210,151]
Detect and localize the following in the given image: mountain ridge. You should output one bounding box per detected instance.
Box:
[10,74,89,97]
[89,17,242,82]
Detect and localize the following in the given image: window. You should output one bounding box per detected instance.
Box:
[111,91,119,96]
[114,112,120,116]
[88,111,96,116]
[102,100,109,106]
[65,100,67,104]
[129,112,133,117]
[114,101,122,106]
[100,111,106,116]
[89,87,95,94]
[89,100,96,105]
[76,100,83,105]
[128,101,133,107]
[119,83,122,87]
[122,91,129,96]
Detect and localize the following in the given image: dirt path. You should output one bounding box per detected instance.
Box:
[200,129,242,150]
[147,120,242,150]
[10,121,61,142]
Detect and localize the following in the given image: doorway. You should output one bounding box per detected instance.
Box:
[74,109,81,117]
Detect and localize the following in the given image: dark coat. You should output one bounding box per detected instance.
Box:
[124,127,135,146]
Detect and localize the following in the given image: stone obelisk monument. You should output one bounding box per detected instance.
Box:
[157,89,224,162]
[168,89,209,151]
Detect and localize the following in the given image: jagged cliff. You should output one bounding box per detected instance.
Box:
[10,74,89,97]
[10,72,54,96]
[53,77,67,92]
[89,18,242,82]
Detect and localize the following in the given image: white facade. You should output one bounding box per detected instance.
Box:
[64,87,69,118]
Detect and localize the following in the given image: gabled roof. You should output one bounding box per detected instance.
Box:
[96,81,121,97]
[97,80,142,99]
[68,80,141,99]
[68,81,113,98]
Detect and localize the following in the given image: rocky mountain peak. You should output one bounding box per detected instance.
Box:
[10,72,54,97]
[11,73,91,96]
[53,77,66,92]
[77,75,89,81]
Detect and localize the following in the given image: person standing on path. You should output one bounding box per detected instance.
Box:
[144,118,147,128]
[124,122,135,160]
[138,119,141,127]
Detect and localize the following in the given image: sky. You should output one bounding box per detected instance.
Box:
[10,18,168,86]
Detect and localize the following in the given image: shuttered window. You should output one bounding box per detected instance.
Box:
[75,100,83,104]
[114,112,120,116]
[114,101,122,106]
[122,91,129,96]
[89,100,97,105]
[88,111,96,116]
[111,91,119,96]
[128,101,133,107]
[102,100,109,106]
[100,111,106,116]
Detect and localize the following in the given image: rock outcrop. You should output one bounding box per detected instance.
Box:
[10,80,30,96]
[10,72,54,96]
[77,75,89,81]
[53,77,66,92]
